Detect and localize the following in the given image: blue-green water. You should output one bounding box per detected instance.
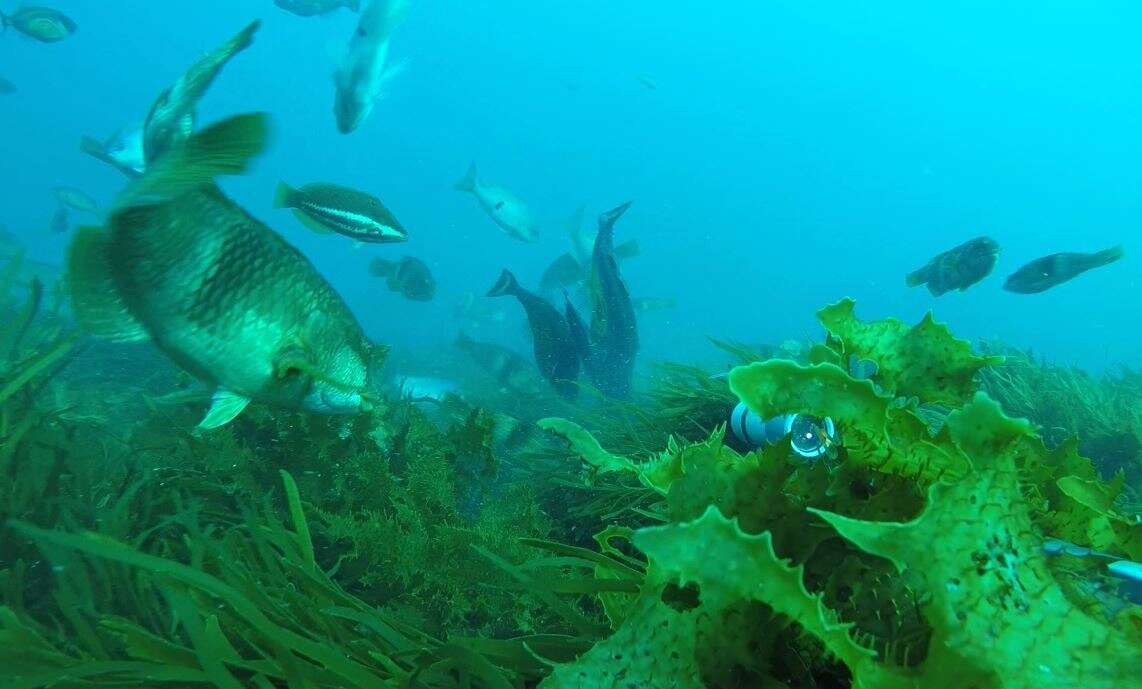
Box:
[2,0,1135,371]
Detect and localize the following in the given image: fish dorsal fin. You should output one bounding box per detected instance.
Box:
[119,113,270,210]
[67,226,151,343]
[198,389,251,429]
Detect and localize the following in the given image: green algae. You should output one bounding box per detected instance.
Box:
[1,288,1138,689]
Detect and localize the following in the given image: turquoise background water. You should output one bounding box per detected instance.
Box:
[1,1,1136,372]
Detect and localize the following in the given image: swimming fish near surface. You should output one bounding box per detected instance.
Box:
[68,113,381,429]
[275,0,360,17]
[333,0,409,133]
[2,6,76,43]
[275,181,408,243]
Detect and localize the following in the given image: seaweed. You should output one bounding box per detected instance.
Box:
[2,293,1138,689]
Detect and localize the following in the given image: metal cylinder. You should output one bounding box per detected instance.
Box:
[729,402,835,459]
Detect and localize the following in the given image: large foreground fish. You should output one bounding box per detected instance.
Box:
[68,114,380,429]
[334,0,409,133]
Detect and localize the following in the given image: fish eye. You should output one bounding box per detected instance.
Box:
[494,201,505,210]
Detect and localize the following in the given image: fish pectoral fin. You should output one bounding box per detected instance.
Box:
[67,227,151,343]
[198,389,252,430]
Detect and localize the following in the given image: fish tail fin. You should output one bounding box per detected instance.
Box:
[369,257,395,277]
[273,181,295,209]
[596,201,632,252]
[486,269,519,297]
[614,238,640,260]
[905,266,929,288]
[1090,245,1124,268]
[118,112,270,208]
[67,227,151,343]
[453,162,478,192]
[598,201,633,233]
[79,135,111,164]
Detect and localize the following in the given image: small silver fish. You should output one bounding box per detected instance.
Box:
[53,186,100,215]
[333,0,409,134]
[81,125,146,178]
[454,163,539,242]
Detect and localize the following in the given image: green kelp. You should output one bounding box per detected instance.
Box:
[812,394,1142,688]
[537,300,1139,689]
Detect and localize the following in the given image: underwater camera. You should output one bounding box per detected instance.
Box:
[729,402,837,460]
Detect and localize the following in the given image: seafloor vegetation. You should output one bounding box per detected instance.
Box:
[1,254,1139,688]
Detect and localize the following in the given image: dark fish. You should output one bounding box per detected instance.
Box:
[906,236,999,296]
[275,0,361,17]
[50,204,69,234]
[539,252,586,294]
[0,77,15,94]
[487,269,579,399]
[1004,246,1124,294]
[143,21,259,165]
[581,201,639,398]
[369,256,435,301]
[67,114,379,429]
[454,331,540,394]
[275,181,407,243]
[2,7,76,43]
